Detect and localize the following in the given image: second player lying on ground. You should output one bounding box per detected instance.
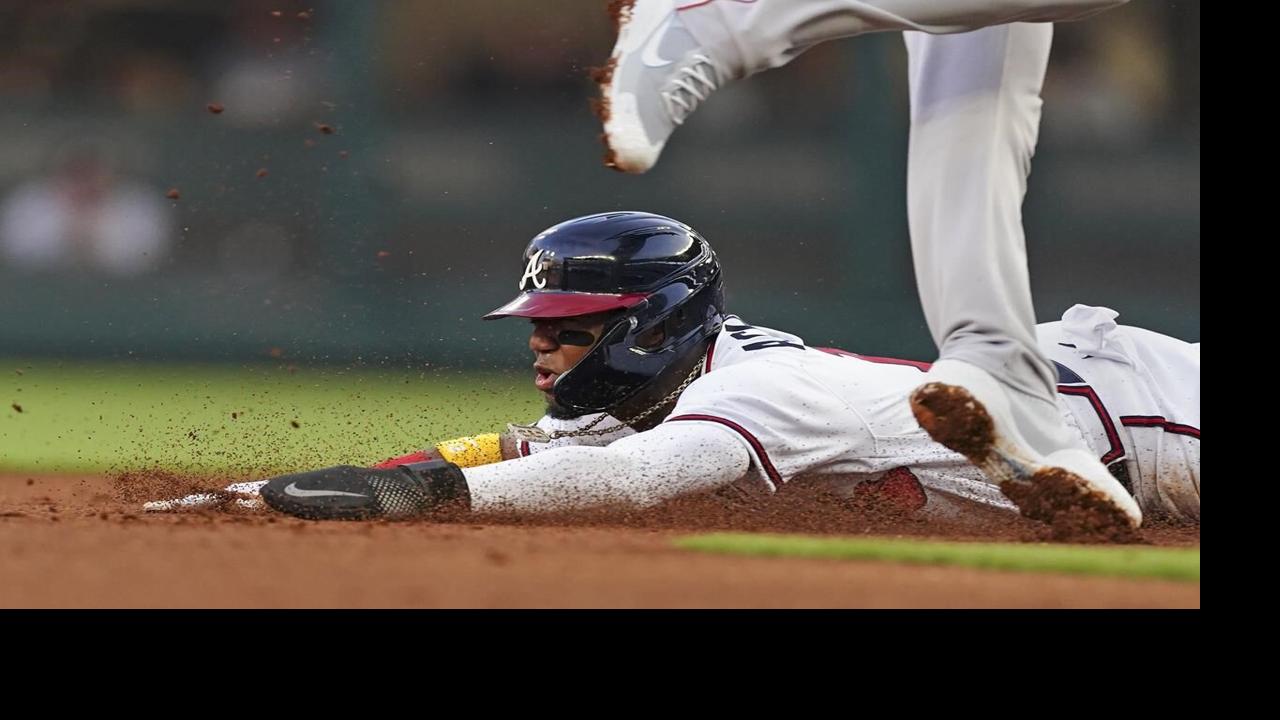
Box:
[146,213,1200,537]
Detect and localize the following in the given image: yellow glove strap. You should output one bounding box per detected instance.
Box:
[434,433,504,468]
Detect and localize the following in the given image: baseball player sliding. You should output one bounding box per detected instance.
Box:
[146,212,1200,540]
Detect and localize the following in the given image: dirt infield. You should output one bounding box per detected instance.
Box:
[0,473,1199,608]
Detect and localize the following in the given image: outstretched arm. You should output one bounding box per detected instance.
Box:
[258,420,752,520]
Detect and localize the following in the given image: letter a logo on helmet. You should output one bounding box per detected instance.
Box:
[485,211,725,416]
[519,249,548,290]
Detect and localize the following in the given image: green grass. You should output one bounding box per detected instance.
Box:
[676,533,1200,582]
[2,360,541,475]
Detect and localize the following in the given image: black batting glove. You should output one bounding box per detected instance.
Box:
[260,460,470,521]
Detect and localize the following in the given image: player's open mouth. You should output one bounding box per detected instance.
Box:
[534,366,558,392]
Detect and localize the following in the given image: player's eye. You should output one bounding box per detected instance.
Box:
[635,325,665,350]
[555,329,597,347]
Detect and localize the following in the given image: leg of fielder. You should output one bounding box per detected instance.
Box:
[681,0,1126,75]
[902,25,1142,533]
[906,25,1061,442]
[604,0,1129,172]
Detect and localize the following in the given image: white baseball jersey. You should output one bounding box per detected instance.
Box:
[518,306,1200,521]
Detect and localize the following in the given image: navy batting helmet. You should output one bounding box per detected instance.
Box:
[485,211,724,416]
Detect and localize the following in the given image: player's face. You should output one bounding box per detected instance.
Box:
[528,312,610,401]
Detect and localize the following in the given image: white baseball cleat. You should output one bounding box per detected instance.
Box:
[596,0,737,173]
[910,359,1142,541]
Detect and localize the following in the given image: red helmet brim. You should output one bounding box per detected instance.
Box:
[483,291,649,320]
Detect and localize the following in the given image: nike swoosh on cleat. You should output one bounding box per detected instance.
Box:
[641,14,676,68]
[283,482,367,499]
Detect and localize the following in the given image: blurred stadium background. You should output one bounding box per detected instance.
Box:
[0,0,1198,367]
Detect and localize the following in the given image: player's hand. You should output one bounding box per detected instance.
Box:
[260,460,470,520]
